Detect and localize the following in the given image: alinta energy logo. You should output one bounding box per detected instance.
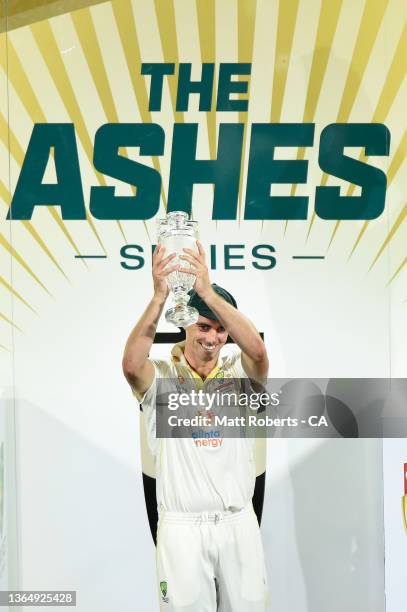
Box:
[403,463,407,535]
[193,409,223,448]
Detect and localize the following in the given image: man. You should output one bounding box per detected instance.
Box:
[123,240,269,611]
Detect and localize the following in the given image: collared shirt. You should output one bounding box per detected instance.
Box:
[135,342,256,513]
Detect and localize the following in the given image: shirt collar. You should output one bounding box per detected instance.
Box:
[171,341,222,380]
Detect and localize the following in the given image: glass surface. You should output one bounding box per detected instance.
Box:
[157,212,199,327]
[161,233,197,293]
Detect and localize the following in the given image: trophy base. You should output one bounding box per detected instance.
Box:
[165,305,199,328]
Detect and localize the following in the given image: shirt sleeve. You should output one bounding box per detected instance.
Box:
[131,359,162,405]
[225,349,249,379]
[131,360,164,460]
[226,348,269,383]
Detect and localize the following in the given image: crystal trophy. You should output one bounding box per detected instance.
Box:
[157,211,199,328]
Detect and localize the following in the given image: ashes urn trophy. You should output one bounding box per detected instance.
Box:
[157,211,199,328]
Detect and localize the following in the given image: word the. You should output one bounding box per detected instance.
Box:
[142,62,251,112]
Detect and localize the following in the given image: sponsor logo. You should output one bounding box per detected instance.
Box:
[194,410,224,447]
[160,581,169,604]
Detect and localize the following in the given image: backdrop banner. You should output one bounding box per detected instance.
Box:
[0,1,406,611]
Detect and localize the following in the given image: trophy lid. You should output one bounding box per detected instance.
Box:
[167,211,189,226]
[157,211,198,237]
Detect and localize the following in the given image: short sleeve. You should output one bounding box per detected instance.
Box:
[224,349,249,379]
[224,348,269,384]
[131,360,164,459]
[131,360,159,404]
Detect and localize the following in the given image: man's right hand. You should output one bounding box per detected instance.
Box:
[152,244,178,301]
[123,245,179,396]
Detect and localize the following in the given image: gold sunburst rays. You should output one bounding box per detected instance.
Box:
[369,202,406,272]
[71,7,159,239]
[71,8,118,126]
[29,20,121,247]
[196,0,223,231]
[369,21,407,125]
[111,0,167,223]
[306,0,389,241]
[237,0,257,223]
[387,127,407,186]
[0,109,24,167]
[302,0,344,124]
[386,255,406,287]
[0,311,22,332]
[263,0,299,232]
[0,118,87,286]
[327,20,407,252]
[153,0,187,219]
[196,0,216,160]
[0,105,88,267]
[0,233,53,297]
[270,0,300,124]
[2,39,94,265]
[347,128,407,260]
[334,0,389,124]
[285,0,343,235]
[0,178,69,281]
[0,39,63,289]
[4,41,108,257]
[0,275,37,315]
[153,0,184,124]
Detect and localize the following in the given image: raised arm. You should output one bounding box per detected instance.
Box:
[122,245,178,395]
[179,241,269,379]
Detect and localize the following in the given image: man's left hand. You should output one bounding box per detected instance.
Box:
[179,240,212,299]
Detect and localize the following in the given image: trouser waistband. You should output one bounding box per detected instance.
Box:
[159,503,254,525]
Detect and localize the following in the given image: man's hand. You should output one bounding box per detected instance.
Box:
[152,244,178,301]
[123,244,177,395]
[180,240,268,379]
[179,240,212,298]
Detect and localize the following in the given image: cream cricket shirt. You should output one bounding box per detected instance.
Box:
[135,342,256,514]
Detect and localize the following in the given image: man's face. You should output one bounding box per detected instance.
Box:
[185,315,228,361]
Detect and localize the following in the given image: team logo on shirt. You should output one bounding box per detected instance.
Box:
[160,581,169,603]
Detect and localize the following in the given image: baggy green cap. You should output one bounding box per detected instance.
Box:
[187,283,237,321]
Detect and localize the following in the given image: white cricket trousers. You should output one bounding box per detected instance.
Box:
[156,504,268,611]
